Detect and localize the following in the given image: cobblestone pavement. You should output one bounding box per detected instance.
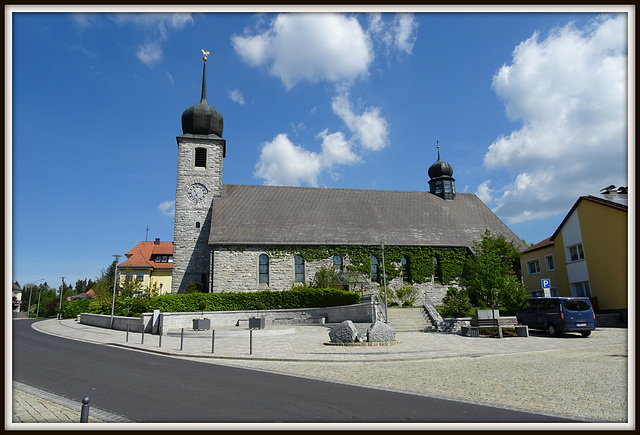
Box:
[207,339,629,423]
[10,319,633,427]
[11,381,132,424]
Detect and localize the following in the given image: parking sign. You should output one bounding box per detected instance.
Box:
[541,279,551,289]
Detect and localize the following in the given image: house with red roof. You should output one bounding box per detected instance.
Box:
[118,238,173,296]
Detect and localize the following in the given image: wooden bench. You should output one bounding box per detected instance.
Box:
[462,315,528,338]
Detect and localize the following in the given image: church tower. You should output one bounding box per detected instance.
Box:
[172,52,226,293]
[428,143,456,200]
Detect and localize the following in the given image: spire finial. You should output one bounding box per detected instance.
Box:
[199,49,210,103]
[436,141,440,160]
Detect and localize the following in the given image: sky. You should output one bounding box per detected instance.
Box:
[7,6,632,291]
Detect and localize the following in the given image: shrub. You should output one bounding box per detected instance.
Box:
[61,299,93,319]
[439,287,474,318]
[394,283,418,307]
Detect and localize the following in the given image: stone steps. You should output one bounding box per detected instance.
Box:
[386,307,431,332]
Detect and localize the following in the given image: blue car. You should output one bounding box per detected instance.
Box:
[516,297,596,337]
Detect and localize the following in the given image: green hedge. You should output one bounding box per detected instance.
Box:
[148,288,360,313]
[61,288,360,318]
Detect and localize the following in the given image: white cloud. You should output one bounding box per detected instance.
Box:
[136,42,163,66]
[158,200,175,217]
[254,134,322,186]
[317,129,361,166]
[229,89,246,105]
[110,13,194,66]
[475,180,493,204]
[367,13,418,55]
[232,13,373,89]
[332,93,389,151]
[485,14,628,224]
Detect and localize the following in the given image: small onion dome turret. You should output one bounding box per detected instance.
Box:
[428,144,456,200]
[181,58,223,137]
[428,148,454,178]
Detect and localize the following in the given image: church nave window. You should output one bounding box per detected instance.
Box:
[259,254,270,284]
[294,255,305,283]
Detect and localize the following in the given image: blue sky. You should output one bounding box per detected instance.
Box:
[8,7,631,290]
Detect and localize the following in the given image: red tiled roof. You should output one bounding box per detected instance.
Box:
[522,237,554,253]
[118,241,174,270]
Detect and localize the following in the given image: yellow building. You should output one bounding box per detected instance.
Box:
[521,192,628,319]
[118,238,173,296]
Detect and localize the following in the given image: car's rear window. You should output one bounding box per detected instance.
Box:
[563,299,591,311]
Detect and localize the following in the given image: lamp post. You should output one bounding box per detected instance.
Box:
[110,255,122,329]
[27,279,45,318]
[36,284,46,318]
[381,242,388,323]
[59,277,66,319]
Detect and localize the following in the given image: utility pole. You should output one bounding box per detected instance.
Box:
[110,255,122,329]
[59,277,66,319]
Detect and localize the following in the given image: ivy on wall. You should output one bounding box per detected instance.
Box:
[259,245,468,285]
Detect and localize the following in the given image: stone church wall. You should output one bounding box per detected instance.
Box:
[210,246,456,306]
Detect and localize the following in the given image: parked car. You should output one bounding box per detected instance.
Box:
[516,297,596,337]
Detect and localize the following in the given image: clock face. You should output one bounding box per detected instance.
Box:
[187,183,208,204]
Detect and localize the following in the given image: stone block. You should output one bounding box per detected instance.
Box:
[329,320,358,343]
[369,321,397,342]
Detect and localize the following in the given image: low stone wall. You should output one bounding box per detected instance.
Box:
[79,313,153,333]
[80,302,375,336]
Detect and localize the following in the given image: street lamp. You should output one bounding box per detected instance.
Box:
[59,277,66,319]
[26,279,45,318]
[36,284,46,318]
[110,254,122,329]
[381,242,388,324]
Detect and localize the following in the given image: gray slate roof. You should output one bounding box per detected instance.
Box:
[208,184,526,251]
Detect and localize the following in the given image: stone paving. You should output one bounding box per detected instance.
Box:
[9,318,633,427]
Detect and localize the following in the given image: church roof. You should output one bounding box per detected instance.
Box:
[208,184,525,251]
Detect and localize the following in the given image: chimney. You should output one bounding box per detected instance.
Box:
[154,238,160,245]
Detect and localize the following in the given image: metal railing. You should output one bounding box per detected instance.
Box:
[422,293,444,332]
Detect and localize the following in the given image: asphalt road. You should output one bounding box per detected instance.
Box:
[12,319,578,423]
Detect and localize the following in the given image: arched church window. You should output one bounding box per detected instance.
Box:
[195,221,200,229]
[195,148,207,168]
[294,255,305,283]
[401,257,410,282]
[371,256,379,282]
[259,254,269,284]
[333,255,343,273]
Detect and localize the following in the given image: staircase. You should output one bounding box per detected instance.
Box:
[386,307,432,332]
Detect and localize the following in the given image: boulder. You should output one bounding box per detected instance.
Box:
[329,320,358,343]
[369,321,397,342]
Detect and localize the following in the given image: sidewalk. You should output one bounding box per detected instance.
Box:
[10,318,630,425]
[30,318,624,362]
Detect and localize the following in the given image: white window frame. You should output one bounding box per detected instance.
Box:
[527,259,541,275]
[545,254,555,271]
[571,281,591,298]
[567,243,585,263]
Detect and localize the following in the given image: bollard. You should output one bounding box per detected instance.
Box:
[250,329,253,355]
[126,324,129,342]
[141,327,145,344]
[180,328,184,351]
[80,397,90,423]
[159,332,162,347]
[211,330,215,354]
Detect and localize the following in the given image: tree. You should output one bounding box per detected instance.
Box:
[462,229,529,314]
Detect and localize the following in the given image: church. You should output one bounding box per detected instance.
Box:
[171,55,526,304]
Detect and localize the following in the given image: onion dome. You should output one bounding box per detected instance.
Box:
[428,143,456,200]
[181,57,223,137]
[428,146,454,178]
